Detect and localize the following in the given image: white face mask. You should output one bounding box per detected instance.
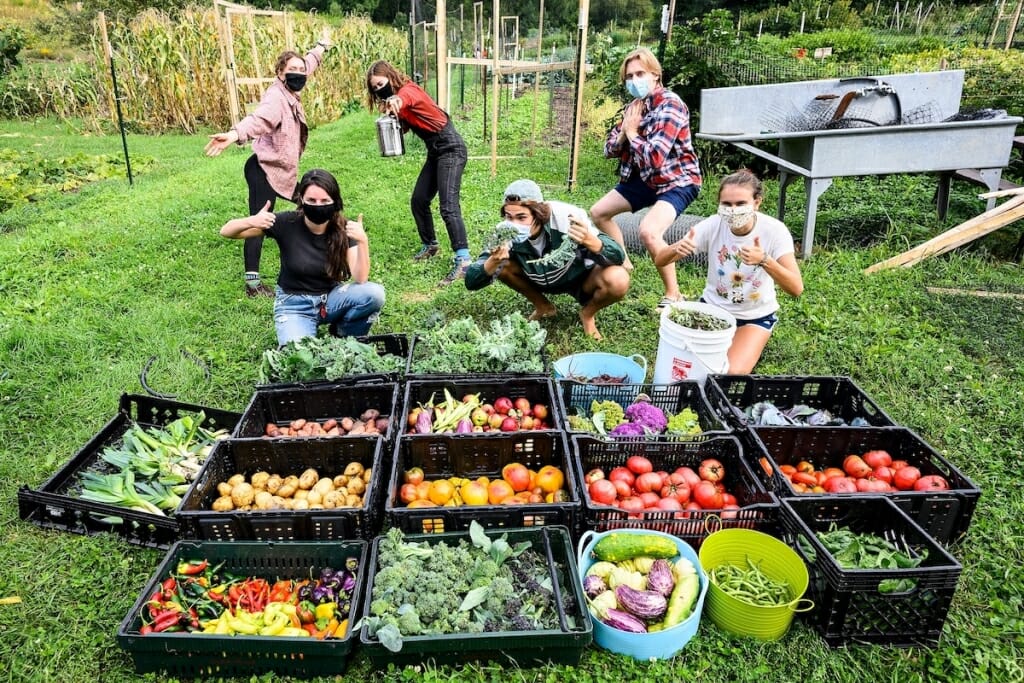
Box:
[718,204,756,231]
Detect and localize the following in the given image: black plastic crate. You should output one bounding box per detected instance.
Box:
[706,375,896,430]
[234,382,399,444]
[177,436,383,541]
[401,376,561,434]
[116,539,367,678]
[780,496,962,647]
[556,379,730,441]
[257,333,409,390]
[747,426,980,545]
[405,334,551,380]
[359,525,591,668]
[17,393,240,549]
[571,434,779,548]
[386,431,580,535]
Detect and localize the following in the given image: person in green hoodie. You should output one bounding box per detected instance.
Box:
[465,179,630,340]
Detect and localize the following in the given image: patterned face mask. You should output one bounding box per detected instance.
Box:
[718,204,755,230]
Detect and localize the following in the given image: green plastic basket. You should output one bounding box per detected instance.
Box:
[698,528,811,641]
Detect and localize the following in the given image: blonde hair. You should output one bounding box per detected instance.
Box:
[619,47,662,85]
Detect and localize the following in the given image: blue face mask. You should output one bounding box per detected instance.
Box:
[511,222,533,243]
[626,77,651,99]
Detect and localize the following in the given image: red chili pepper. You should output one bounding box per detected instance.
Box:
[269,579,293,604]
[162,577,177,592]
[176,559,208,576]
[228,585,242,605]
[139,624,153,636]
[152,610,183,633]
[188,607,200,630]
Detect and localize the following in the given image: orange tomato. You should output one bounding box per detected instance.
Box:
[814,471,828,486]
[487,479,515,504]
[779,464,797,476]
[534,465,565,494]
[407,499,438,508]
[501,462,532,492]
[796,460,815,474]
[823,467,845,480]
[460,480,489,506]
[414,481,431,501]
[399,483,420,505]
[545,489,571,503]
[758,457,774,477]
[428,479,455,506]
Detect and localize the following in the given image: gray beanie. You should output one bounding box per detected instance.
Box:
[503,179,543,203]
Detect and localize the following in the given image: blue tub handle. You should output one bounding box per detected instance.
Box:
[629,354,648,373]
[577,530,600,567]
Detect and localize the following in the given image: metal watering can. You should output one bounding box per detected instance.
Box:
[375,115,405,157]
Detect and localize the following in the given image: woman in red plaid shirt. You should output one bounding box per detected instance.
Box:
[590,47,702,311]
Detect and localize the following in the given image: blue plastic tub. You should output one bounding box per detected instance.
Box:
[552,353,647,384]
[577,528,708,660]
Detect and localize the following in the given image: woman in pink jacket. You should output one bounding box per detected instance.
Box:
[206,31,331,297]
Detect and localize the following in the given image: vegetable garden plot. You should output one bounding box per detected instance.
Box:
[780,497,962,648]
[571,435,779,547]
[17,393,240,549]
[177,436,384,542]
[386,430,580,535]
[116,540,367,678]
[359,524,592,668]
[747,426,980,545]
[706,375,896,430]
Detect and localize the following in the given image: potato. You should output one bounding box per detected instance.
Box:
[277,483,297,499]
[266,474,283,494]
[251,471,271,491]
[313,478,335,496]
[375,417,390,432]
[345,493,363,507]
[309,503,325,510]
[269,495,286,510]
[237,504,252,511]
[348,420,366,435]
[212,495,234,512]
[217,482,233,498]
[293,489,309,501]
[298,468,319,490]
[227,474,246,487]
[346,477,365,495]
[362,467,373,484]
[322,490,344,508]
[306,490,323,506]
[340,417,354,432]
[280,497,295,510]
[283,474,299,489]
[333,474,349,488]
[344,462,365,478]
[292,499,309,510]
[360,408,380,423]
[254,490,274,509]
[231,482,255,507]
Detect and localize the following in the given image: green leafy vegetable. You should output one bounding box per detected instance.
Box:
[409,313,547,374]
[259,335,404,384]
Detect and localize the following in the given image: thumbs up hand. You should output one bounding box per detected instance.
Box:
[346,214,368,244]
[251,200,276,230]
[740,234,766,267]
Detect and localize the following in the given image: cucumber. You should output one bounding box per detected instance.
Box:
[661,557,700,629]
[592,532,679,563]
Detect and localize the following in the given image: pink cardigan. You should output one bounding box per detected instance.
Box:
[232,46,325,200]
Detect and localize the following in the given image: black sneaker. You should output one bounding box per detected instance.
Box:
[245,283,275,298]
[439,257,470,286]
[413,243,440,261]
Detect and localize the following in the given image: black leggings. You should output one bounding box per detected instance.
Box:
[411,120,468,251]
[243,154,287,273]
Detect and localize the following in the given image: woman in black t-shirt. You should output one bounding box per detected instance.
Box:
[220,168,385,345]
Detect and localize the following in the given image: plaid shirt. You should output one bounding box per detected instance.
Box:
[604,87,701,193]
[233,46,326,200]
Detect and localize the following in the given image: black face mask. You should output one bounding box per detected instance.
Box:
[284,73,307,92]
[375,83,393,99]
[303,202,335,224]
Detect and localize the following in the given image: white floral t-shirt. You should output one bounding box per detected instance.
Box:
[693,212,795,320]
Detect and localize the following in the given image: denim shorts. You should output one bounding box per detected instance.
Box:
[699,298,779,332]
[614,177,699,216]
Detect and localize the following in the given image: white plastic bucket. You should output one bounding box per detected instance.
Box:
[653,301,736,384]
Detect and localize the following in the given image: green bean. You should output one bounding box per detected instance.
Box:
[710,561,792,607]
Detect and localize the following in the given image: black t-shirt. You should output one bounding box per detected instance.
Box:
[264,211,349,295]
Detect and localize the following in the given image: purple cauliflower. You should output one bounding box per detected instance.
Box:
[623,401,668,433]
[609,422,647,437]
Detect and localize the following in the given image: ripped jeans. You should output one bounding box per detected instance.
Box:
[273,282,385,346]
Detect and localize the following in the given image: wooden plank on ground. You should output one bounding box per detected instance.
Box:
[926,287,1024,300]
[865,193,1024,273]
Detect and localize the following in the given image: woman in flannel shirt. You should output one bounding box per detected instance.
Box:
[206,31,332,298]
[365,60,470,286]
[589,47,702,311]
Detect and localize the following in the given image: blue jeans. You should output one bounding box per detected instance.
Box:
[273,282,385,346]
[411,120,468,251]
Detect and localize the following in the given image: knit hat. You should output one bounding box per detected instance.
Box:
[503,179,543,203]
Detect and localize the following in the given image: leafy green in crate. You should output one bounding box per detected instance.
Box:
[797,524,929,594]
[259,335,404,384]
[409,312,547,374]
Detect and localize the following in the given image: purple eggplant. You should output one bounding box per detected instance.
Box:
[646,559,676,597]
[456,418,473,434]
[614,584,668,620]
[603,608,647,633]
[415,409,433,434]
[583,574,608,599]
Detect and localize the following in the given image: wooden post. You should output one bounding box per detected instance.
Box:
[989,0,1006,48]
[1005,0,1023,49]
[490,0,500,176]
[223,11,241,125]
[567,0,589,191]
[530,0,545,156]
[665,0,676,42]
[437,0,448,111]
[97,12,116,122]
[246,9,262,81]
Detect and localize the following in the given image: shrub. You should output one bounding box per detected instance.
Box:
[0,23,26,74]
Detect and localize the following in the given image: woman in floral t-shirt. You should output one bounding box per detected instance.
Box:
[655,169,804,373]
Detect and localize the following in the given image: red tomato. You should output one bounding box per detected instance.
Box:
[612,479,632,499]
[721,492,738,506]
[588,479,618,505]
[682,501,703,518]
[493,397,513,415]
[720,503,740,519]
[693,480,723,509]
[656,470,670,488]
[862,450,893,469]
[655,497,683,511]
[890,459,910,470]
[584,468,605,485]
[639,491,661,508]
[843,454,872,479]
[675,466,701,489]
[914,474,950,491]
[634,471,664,494]
[660,473,691,504]
[618,496,645,512]
[893,466,922,491]
[399,483,421,504]
[822,467,845,480]
[872,466,895,484]
[698,458,725,483]
[822,476,858,493]
[626,455,653,475]
[608,466,635,487]
[855,477,890,493]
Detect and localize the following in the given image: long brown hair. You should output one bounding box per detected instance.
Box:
[295,169,351,282]
[365,60,411,111]
[274,50,303,76]
[501,200,551,228]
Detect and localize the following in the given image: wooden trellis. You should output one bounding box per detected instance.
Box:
[213,0,293,126]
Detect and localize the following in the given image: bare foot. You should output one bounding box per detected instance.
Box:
[528,305,557,321]
[622,256,635,273]
[579,311,602,340]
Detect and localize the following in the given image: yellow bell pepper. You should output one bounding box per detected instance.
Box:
[314,602,336,621]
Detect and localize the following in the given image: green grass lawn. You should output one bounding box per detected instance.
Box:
[0,108,1022,682]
